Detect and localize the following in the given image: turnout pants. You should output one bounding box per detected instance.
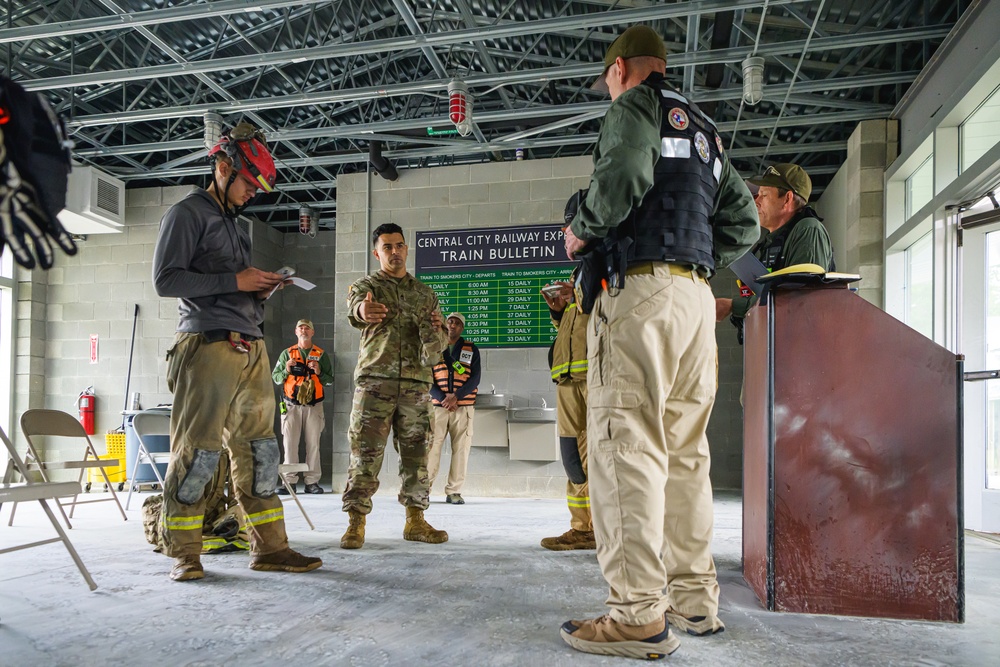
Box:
[161,333,288,559]
[280,401,325,485]
[557,380,591,532]
[342,378,434,514]
[587,264,720,626]
[427,404,474,495]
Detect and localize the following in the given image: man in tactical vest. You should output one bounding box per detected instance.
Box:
[153,121,321,581]
[559,25,759,659]
[427,312,481,505]
[715,163,835,329]
[272,318,333,494]
[540,273,595,551]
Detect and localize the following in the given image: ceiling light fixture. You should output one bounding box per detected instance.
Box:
[742,56,765,106]
[448,79,473,137]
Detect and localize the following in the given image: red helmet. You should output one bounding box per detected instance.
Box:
[208,122,276,192]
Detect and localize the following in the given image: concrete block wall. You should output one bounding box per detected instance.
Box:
[334,156,747,497]
[845,119,899,307]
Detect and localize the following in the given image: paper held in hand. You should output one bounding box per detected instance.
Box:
[267,267,316,299]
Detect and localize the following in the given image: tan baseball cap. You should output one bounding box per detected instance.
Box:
[296,319,314,330]
[747,163,813,202]
[591,25,668,93]
[447,312,466,327]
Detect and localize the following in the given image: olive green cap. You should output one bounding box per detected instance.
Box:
[591,25,668,93]
[747,163,813,202]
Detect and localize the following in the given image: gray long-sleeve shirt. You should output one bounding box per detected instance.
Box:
[152,188,264,337]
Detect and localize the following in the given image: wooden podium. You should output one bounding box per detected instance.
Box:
[742,283,963,622]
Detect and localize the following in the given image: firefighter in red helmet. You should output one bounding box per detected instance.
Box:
[152,120,321,581]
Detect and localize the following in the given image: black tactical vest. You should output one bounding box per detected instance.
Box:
[615,75,723,272]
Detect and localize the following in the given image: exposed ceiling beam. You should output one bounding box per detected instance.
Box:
[20,0,811,90]
[0,0,332,44]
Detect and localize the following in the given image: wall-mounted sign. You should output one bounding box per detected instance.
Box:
[89,334,99,364]
[415,224,575,348]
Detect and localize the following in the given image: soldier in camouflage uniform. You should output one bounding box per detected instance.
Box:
[340,222,449,549]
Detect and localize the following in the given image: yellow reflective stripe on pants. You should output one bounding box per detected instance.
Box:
[567,494,590,508]
[163,515,204,531]
[247,507,284,526]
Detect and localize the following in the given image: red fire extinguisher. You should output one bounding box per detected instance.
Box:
[77,386,96,435]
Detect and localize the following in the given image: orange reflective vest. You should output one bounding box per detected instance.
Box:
[432,342,478,407]
[282,345,325,405]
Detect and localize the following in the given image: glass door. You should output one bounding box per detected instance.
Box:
[960,215,1000,532]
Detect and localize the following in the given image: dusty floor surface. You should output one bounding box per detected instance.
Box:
[1,491,997,666]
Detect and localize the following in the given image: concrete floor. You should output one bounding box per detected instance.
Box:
[1,490,997,667]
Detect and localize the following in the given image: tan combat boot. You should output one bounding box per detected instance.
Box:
[403,506,448,544]
[249,547,322,572]
[540,529,596,551]
[340,510,366,549]
[170,555,204,582]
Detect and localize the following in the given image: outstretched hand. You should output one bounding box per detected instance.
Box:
[360,291,389,324]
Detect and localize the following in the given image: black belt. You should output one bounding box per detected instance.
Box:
[202,329,261,343]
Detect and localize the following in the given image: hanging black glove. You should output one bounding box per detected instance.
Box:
[0,76,77,269]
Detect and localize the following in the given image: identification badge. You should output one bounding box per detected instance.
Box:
[660,137,691,159]
[459,349,473,364]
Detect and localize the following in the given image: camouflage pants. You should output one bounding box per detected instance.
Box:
[342,378,433,514]
[161,332,288,558]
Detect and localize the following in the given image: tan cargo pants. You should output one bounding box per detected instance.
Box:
[557,380,591,532]
[280,401,325,485]
[428,405,474,495]
[161,332,288,559]
[587,264,720,626]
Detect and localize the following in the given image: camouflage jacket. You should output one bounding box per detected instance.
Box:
[347,271,447,385]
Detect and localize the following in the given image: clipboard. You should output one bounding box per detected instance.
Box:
[729,251,769,296]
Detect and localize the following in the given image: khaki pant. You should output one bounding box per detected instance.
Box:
[587,265,720,626]
[280,401,325,485]
[161,333,288,558]
[428,405,474,495]
[557,380,591,532]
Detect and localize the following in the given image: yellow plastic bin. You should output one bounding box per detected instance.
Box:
[86,432,127,492]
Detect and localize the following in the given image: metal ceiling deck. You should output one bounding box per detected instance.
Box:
[1,0,969,228]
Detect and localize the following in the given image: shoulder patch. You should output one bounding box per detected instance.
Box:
[694,132,711,163]
[668,107,689,131]
[715,134,725,154]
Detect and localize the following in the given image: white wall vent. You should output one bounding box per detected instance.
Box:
[57,165,126,234]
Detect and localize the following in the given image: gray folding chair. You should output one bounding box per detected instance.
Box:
[279,462,315,530]
[125,409,172,511]
[10,409,127,529]
[1,424,97,591]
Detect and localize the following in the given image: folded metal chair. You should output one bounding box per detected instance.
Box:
[9,409,127,529]
[279,462,315,530]
[125,409,172,511]
[1,424,97,591]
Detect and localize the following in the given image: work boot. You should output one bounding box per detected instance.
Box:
[540,529,596,551]
[248,547,322,572]
[445,493,465,505]
[665,607,725,636]
[303,483,324,494]
[560,614,679,660]
[169,555,204,582]
[340,511,366,549]
[403,506,448,544]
